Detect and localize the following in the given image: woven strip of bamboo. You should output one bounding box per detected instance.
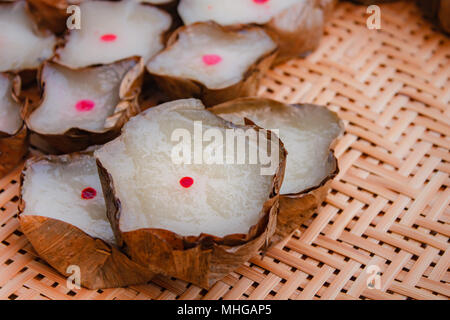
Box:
[0,1,448,300]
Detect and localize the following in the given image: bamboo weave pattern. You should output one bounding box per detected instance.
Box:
[0,1,448,300]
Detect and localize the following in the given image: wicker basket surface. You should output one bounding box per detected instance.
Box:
[0,1,448,300]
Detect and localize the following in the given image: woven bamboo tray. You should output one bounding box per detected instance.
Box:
[0,1,449,300]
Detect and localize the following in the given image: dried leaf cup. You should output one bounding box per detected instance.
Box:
[19,153,156,289]
[52,0,172,68]
[417,0,450,34]
[95,99,287,288]
[26,0,76,34]
[265,0,337,65]
[139,0,180,16]
[23,57,144,154]
[27,0,179,31]
[177,0,336,65]
[0,73,28,177]
[146,22,278,107]
[211,98,344,243]
[0,127,28,177]
[0,1,56,73]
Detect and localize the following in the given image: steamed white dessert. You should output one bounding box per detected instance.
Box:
[95,99,279,237]
[178,0,335,65]
[56,0,171,68]
[214,101,341,194]
[21,155,115,244]
[27,59,137,135]
[0,74,22,135]
[0,1,56,72]
[138,0,174,3]
[178,0,300,26]
[19,153,159,289]
[26,0,82,34]
[147,23,276,89]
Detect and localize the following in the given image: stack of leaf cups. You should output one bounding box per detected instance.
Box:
[0,0,344,289]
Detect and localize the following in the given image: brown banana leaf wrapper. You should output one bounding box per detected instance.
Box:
[22,57,144,154]
[52,1,174,65]
[144,0,180,17]
[157,0,183,43]
[0,127,29,178]
[348,0,398,4]
[131,0,180,11]
[210,97,344,244]
[138,71,172,112]
[147,23,278,108]
[97,124,287,288]
[18,154,156,289]
[417,0,450,34]
[439,1,450,33]
[18,69,39,89]
[0,74,28,177]
[274,154,338,243]
[149,0,182,40]
[267,0,337,65]
[26,0,72,34]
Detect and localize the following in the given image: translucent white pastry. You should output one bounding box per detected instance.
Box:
[21,154,115,244]
[56,0,172,68]
[19,153,157,289]
[27,59,138,135]
[178,0,336,64]
[147,23,276,90]
[0,73,22,136]
[178,0,300,26]
[95,99,278,237]
[0,1,56,72]
[213,99,342,194]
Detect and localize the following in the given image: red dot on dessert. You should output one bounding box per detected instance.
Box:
[81,187,97,200]
[100,34,117,42]
[179,177,194,188]
[202,54,222,66]
[253,0,269,3]
[75,99,95,112]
